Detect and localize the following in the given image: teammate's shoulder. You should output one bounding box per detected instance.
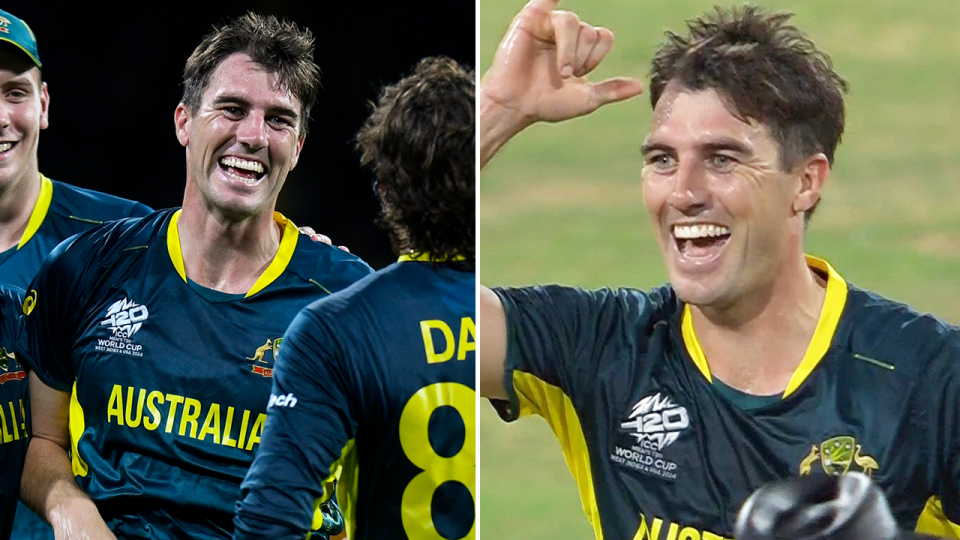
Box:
[43,208,174,268]
[0,284,24,310]
[48,178,153,221]
[842,284,960,372]
[286,231,375,286]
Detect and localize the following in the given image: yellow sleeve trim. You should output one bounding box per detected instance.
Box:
[69,382,90,477]
[916,496,960,538]
[679,255,848,398]
[18,174,53,250]
[165,210,299,297]
[513,370,603,540]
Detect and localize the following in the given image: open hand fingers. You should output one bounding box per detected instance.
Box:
[551,10,581,77]
[579,27,614,76]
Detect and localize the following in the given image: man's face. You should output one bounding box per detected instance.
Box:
[641,86,803,309]
[175,52,304,220]
[0,48,48,192]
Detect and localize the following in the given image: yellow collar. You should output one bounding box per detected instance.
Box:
[18,174,54,250]
[166,209,300,298]
[681,255,848,398]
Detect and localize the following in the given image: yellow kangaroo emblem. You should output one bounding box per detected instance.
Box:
[247,339,273,363]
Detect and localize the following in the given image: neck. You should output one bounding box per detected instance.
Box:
[177,195,282,294]
[691,252,827,395]
[0,169,41,252]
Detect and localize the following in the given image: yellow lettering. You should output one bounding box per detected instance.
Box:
[164,394,184,433]
[0,404,11,443]
[8,402,18,440]
[19,399,26,436]
[124,388,146,428]
[107,385,124,426]
[237,410,251,449]
[678,527,700,540]
[144,391,164,431]
[665,523,679,540]
[199,404,221,444]
[420,320,454,364]
[245,413,266,451]
[457,317,476,360]
[222,406,238,448]
[179,398,202,438]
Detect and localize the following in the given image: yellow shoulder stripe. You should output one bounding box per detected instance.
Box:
[680,255,848,398]
[18,174,53,250]
[513,370,603,540]
[165,210,299,298]
[916,496,960,538]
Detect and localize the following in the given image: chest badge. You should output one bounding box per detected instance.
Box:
[799,435,879,477]
[246,338,283,377]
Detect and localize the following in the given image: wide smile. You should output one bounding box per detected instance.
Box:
[670,222,731,271]
[218,155,267,186]
[0,142,17,155]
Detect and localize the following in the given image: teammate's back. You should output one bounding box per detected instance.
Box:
[237,259,475,539]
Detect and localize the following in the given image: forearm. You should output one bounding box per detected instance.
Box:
[478,89,532,169]
[20,437,106,535]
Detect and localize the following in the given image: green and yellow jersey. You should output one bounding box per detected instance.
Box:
[492,257,960,540]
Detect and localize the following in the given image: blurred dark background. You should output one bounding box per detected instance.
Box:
[12,1,475,269]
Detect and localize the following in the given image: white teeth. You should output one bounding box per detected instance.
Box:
[220,156,264,174]
[672,224,730,240]
[0,143,11,152]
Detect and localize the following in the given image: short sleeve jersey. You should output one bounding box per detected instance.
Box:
[235,258,476,540]
[0,285,26,540]
[16,208,372,539]
[492,257,960,540]
[0,175,152,289]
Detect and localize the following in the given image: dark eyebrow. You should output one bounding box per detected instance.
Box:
[700,138,752,155]
[211,95,299,121]
[640,142,674,155]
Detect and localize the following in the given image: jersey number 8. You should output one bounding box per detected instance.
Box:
[399,382,475,540]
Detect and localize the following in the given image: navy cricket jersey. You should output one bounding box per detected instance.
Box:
[0,174,152,289]
[0,285,26,540]
[15,208,372,539]
[492,256,960,540]
[235,256,476,540]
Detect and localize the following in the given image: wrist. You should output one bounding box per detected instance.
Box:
[478,88,534,168]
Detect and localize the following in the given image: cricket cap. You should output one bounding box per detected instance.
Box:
[0,8,41,68]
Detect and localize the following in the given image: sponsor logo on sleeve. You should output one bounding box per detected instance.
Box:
[267,392,297,409]
[22,290,37,316]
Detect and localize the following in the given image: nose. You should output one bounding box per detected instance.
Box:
[667,160,709,213]
[236,111,267,151]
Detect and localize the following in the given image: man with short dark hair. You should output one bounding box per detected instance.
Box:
[16,12,370,539]
[235,56,476,540]
[478,1,960,539]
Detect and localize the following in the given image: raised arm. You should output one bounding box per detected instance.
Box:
[479,0,643,168]
[21,374,116,540]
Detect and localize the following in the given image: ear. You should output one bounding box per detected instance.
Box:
[174,103,191,148]
[793,153,830,216]
[289,135,306,170]
[39,82,50,130]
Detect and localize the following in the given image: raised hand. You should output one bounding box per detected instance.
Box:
[480,0,643,127]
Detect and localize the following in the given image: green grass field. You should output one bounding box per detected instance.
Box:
[478,0,960,537]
